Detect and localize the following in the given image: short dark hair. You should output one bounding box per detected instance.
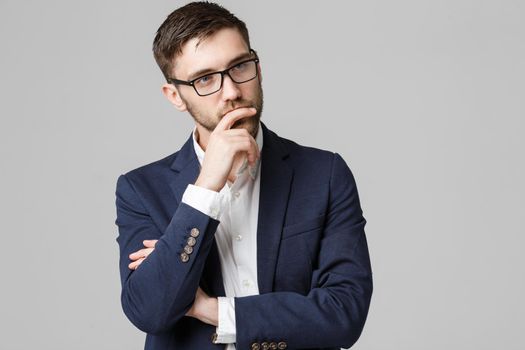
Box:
[153,1,251,81]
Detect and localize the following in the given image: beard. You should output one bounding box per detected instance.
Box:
[182,81,264,139]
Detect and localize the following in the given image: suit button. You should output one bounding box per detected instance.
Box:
[180,252,189,263]
[190,227,200,237]
[261,342,269,350]
[187,236,196,247]
[277,341,287,349]
[184,245,193,254]
[251,342,260,350]
[270,342,277,350]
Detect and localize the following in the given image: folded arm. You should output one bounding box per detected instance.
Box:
[115,174,220,334]
[234,153,373,349]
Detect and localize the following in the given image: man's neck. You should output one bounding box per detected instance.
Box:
[195,125,211,152]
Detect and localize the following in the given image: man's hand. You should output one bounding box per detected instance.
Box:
[195,107,260,192]
[128,239,157,270]
[185,286,218,326]
[128,240,218,326]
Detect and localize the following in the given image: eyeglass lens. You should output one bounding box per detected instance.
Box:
[194,60,257,95]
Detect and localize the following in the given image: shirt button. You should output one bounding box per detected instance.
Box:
[235,234,243,241]
[242,279,251,288]
[233,191,240,198]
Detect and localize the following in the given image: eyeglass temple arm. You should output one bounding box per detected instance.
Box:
[167,78,193,86]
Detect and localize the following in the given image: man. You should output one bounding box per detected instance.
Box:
[115,2,372,349]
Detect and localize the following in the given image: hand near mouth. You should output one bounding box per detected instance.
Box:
[194,107,260,192]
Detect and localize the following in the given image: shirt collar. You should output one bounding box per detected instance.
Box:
[192,121,263,181]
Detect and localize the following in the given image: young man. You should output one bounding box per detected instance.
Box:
[115,2,372,349]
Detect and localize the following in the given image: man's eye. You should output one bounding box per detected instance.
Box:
[196,75,213,86]
[232,62,246,71]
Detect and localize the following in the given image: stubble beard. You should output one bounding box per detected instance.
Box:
[183,83,264,139]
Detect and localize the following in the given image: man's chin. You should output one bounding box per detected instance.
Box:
[232,118,258,137]
[231,116,250,128]
[231,118,245,129]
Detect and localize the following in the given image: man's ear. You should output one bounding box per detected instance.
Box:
[161,83,187,112]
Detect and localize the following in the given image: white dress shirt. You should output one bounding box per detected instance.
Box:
[181,122,263,349]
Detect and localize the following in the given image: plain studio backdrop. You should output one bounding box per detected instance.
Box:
[0,0,523,349]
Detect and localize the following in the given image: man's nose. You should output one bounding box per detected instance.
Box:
[221,73,242,101]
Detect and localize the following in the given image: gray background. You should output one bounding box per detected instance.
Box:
[1,0,523,349]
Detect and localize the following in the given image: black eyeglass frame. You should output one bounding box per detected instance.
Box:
[167,49,260,96]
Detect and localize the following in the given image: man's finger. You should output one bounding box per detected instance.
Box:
[226,135,259,165]
[143,239,158,248]
[128,257,145,270]
[129,247,154,260]
[215,107,256,132]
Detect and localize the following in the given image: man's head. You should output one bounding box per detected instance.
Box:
[153,2,263,138]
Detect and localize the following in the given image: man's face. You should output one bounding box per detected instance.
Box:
[170,27,263,138]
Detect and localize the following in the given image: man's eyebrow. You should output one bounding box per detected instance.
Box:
[187,51,253,80]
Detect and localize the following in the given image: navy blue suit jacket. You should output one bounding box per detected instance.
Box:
[115,122,373,349]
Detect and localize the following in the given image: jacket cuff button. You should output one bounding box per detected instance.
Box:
[187,236,197,247]
[180,252,189,262]
[190,227,200,237]
[210,332,218,344]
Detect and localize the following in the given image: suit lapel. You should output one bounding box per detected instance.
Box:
[169,133,226,297]
[169,133,200,203]
[167,123,293,296]
[256,123,293,294]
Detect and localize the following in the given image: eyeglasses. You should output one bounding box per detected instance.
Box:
[168,49,260,96]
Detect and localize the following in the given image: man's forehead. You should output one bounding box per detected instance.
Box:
[173,27,250,78]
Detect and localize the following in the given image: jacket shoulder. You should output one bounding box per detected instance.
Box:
[273,131,336,166]
[116,150,183,195]
[270,130,357,189]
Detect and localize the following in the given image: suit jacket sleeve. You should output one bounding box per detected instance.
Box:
[114,174,220,334]
[234,153,373,349]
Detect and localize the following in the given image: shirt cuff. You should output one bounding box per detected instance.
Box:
[181,184,224,220]
[214,297,236,344]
